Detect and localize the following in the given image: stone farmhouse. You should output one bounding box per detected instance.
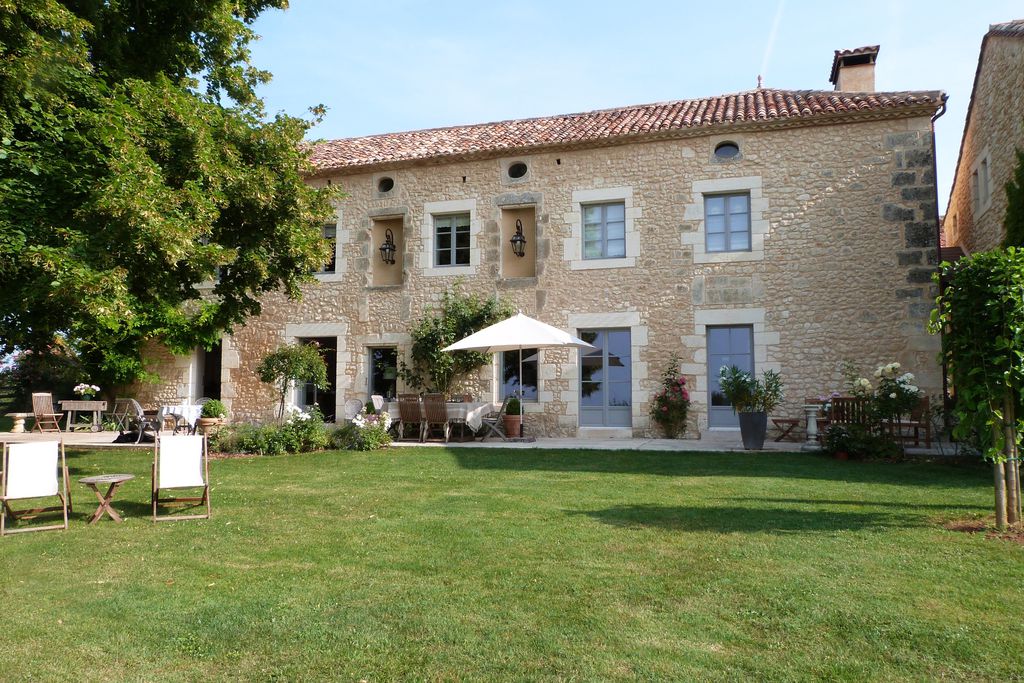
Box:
[139,46,946,438]
[943,19,1024,252]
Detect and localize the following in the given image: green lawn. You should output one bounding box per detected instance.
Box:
[1,447,1021,681]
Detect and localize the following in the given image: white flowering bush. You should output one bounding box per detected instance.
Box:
[73,382,101,398]
[340,409,392,451]
[871,362,922,422]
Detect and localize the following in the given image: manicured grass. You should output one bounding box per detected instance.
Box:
[0,447,1020,681]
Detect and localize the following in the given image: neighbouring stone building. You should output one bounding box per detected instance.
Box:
[137,46,946,438]
[943,19,1024,252]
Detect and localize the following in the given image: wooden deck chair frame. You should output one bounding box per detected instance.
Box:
[1,441,70,536]
[479,396,511,442]
[31,392,63,433]
[152,434,211,522]
[396,393,425,442]
[422,393,451,443]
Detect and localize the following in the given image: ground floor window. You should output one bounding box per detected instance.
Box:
[707,325,753,428]
[369,347,398,401]
[500,348,538,401]
[579,328,631,427]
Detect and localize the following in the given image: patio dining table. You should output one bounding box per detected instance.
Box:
[385,401,497,432]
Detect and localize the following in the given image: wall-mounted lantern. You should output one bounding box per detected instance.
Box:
[510,219,527,258]
[379,228,397,265]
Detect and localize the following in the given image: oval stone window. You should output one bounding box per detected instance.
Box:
[714,142,740,160]
[377,176,395,193]
[507,162,528,179]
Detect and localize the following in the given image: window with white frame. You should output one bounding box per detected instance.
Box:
[704,193,751,252]
[434,213,471,267]
[583,202,626,259]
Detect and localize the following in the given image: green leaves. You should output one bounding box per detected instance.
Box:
[0,2,336,388]
[932,249,1024,461]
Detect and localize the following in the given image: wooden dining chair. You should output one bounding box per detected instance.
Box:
[422,393,451,442]
[1,441,70,535]
[152,434,211,522]
[31,393,63,433]
[396,393,424,442]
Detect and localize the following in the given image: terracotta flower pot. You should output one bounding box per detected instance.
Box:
[503,414,522,438]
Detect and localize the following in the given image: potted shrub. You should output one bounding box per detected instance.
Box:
[197,399,227,433]
[718,366,784,450]
[503,396,522,438]
[823,424,851,460]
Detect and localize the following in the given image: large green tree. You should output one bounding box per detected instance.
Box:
[0,1,335,386]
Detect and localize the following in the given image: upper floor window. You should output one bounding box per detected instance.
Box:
[583,202,626,259]
[434,213,470,267]
[980,158,990,203]
[317,224,337,274]
[705,193,751,252]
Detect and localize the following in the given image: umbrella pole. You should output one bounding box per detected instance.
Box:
[518,344,524,438]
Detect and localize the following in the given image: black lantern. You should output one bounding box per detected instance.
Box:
[379,228,397,265]
[510,219,527,258]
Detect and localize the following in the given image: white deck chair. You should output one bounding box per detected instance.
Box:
[152,434,210,522]
[343,398,364,421]
[1,441,70,535]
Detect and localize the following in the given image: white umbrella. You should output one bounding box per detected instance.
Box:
[442,313,594,438]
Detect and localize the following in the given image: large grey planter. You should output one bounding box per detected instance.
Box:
[738,411,768,450]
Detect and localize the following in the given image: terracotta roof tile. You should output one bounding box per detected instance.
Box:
[310,88,943,173]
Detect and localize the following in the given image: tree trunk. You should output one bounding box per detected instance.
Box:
[1004,397,1021,525]
[994,460,1008,531]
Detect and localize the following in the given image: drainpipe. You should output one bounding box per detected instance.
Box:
[929,94,950,420]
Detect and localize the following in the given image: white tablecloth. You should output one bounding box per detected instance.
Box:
[385,401,497,431]
[161,404,203,431]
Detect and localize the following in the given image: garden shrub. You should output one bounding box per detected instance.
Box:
[650,355,690,438]
[335,411,392,451]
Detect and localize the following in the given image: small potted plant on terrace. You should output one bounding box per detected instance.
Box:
[197,399,227,434]
[503,396,522,438]
[718,366,784,450]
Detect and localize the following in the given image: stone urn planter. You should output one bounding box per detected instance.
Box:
[196,417,224,434]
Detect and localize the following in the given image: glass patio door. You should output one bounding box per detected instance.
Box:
[707,326,753,428]
[579,329,632,427]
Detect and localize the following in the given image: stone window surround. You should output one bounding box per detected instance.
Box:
[564,187,640,271]
[560,311,649,433]
[970,147,992,218]
[421,198,480,277]
[313,203,347,283]
[354,332,411,400]
[682,176,769,264]
[677,308,781,432]
[283,322,350,418]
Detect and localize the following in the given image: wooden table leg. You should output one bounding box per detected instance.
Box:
[86,482,126,524]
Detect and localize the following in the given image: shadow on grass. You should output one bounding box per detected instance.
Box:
[452,449,986,487]
[569,504,914,533]
[723,497,990,511]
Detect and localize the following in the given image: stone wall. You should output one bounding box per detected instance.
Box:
[944,34,1024,252]
[140,113,943,437]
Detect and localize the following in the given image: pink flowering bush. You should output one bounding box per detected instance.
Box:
[650,355,690,438]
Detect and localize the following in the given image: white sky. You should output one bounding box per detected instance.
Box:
[251,1,1024,212]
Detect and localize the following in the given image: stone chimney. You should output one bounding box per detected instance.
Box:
[829,45,879,92]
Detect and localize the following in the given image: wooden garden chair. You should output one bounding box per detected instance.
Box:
[894,396,932,448]
[422,393,451,442]
[1,441,70,536]
[152,434,210,522]
[396,393,424,442]
[479,396,511,442]
[31,392,63,433]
